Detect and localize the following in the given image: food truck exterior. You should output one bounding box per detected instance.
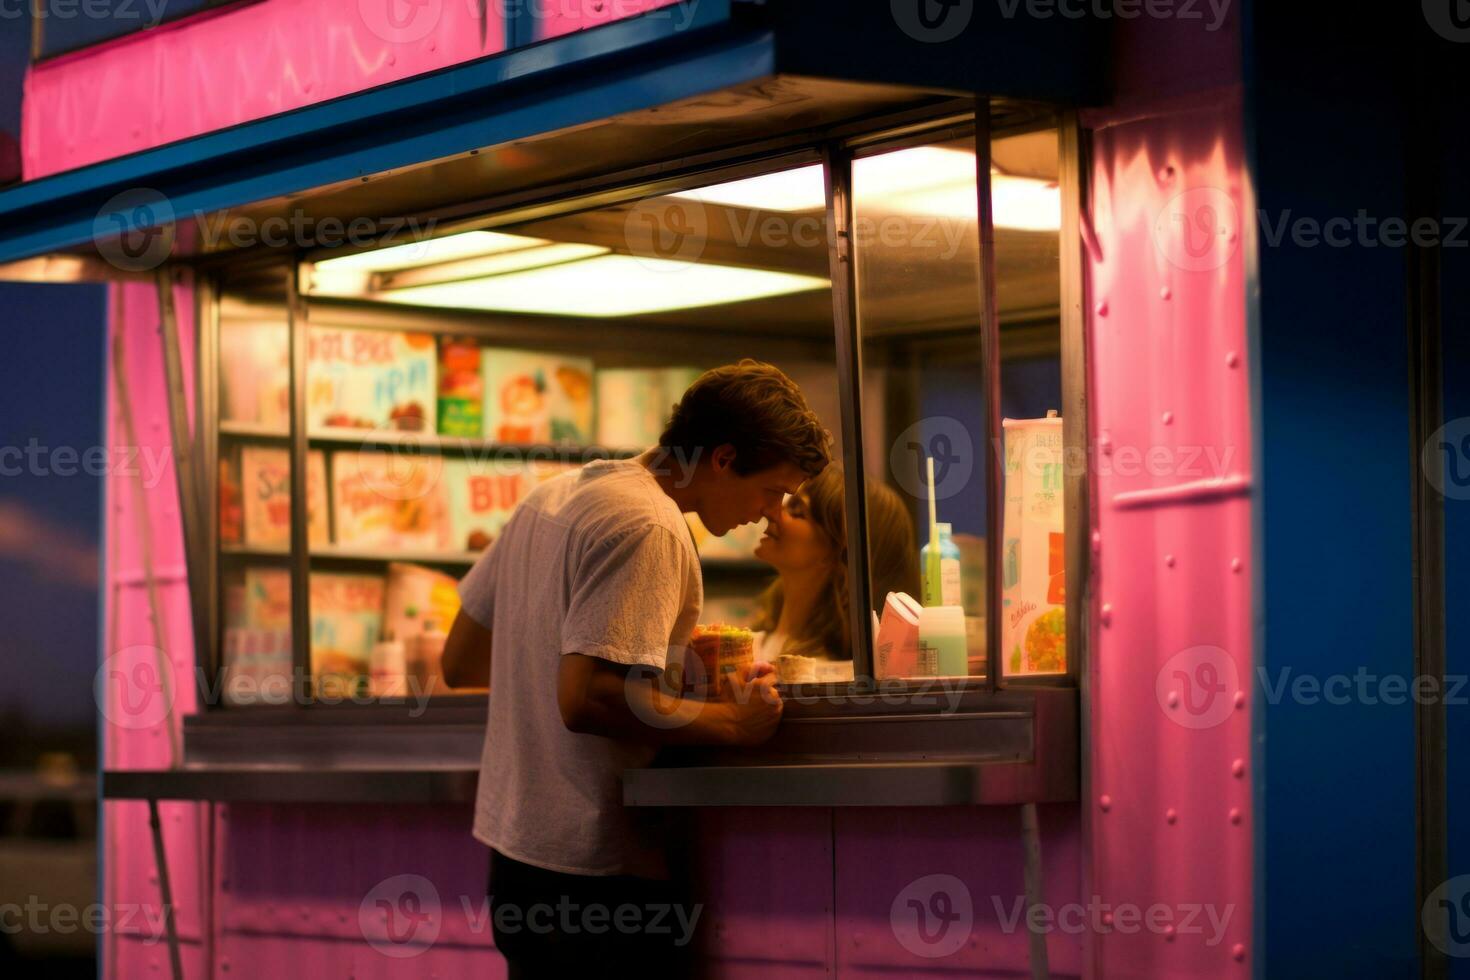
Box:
[1,2,1463,978]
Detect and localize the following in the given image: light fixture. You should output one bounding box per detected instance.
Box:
[311,230,559,297]
[667,165,826,213]
[377,254,829,317]
[855,146,1062,231]
[370,242,610,291]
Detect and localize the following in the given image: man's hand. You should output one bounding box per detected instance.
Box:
[720,662,784,746]
[558,653,784,747]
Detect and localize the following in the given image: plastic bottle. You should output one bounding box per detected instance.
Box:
[921,523,963,607]
[370,632,407,698]
[918,605,968,678]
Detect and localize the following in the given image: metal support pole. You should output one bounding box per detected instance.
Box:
[157,269,212,701]
[1021,802,1050,980]
[822,142,876,681]
[147,798,184,980]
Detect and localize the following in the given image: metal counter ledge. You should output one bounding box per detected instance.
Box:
[101,686,1076,808]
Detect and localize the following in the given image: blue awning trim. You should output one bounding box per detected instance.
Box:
[0,0,753,265]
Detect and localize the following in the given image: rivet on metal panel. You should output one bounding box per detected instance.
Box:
[1229,807,1242,825]
[1231,759,1245,778]
[1226,351,1240,368]
[1161,411,1173,425]
[1234,691,1245,709]
[1099,433,1113,456]
[1232,943,1246,961]
[1165,808,1177,824]
[1163,924,1176,941]
[1164,554,1175,567]
[1167,691,1179,709]
[1092,530,1102,552]
[1160,286,1171,301]
[1102,911,1114,926]
[1231,557,1242,573]
[388,55,396,67]
[1100,603,1113,626]
[1099,794,1112,811]
[1095,300,1109,317]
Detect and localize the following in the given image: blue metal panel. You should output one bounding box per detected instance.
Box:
[1440,53,1470,980]
[1244,2,1421,976]
[0,0,751,265]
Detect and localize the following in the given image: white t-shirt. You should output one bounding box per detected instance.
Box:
[457,458,702,877]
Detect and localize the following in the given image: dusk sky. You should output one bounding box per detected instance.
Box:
[1,14,106,732]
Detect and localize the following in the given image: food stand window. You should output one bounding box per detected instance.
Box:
[839,123,1073,690]
[198,109,1080,717]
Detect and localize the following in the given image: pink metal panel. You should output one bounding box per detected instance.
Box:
[1084,85,1255,978]
[833,805,1084,977]
[534,0,683,41]
[110,933,208,979]
[23,0,505,178]
[104,279,211,977]
[691,807,836,971]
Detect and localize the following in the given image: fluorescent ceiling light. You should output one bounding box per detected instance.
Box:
[371,242,610,291]
[856,146,1062,231]
[377,254,829,317]
[315,230,551,274]
[667,165,826,213]
[666,150,1059,229]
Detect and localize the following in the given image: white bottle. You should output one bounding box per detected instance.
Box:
[370,633,407,698]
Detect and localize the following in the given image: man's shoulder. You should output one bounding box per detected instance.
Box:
[568,462,692,547]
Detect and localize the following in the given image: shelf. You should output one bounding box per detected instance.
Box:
[221,543,770,574]
[218,420,640,461]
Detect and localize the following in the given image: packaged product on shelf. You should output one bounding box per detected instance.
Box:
[382,562,461,646]
[243,567,291,629]
[1001,415,1066,675]
[310,572,385,697]
[594,366,699,448]
[308,327,436,432]
[218,319,289,429]
[437,336,484,437]
[330,450,449,550]
[239,447,328,547]
[442,458,528,552]
[219,458,243,545]
[482,349,594,444]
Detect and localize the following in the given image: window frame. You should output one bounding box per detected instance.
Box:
[188,100,1086,720]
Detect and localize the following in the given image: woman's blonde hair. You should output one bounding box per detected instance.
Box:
[753,464,920,660]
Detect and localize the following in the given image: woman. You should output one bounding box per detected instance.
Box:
[751,463,921,668]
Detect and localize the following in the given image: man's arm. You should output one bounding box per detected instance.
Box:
[557,653,782,747]
[442,609,492,689]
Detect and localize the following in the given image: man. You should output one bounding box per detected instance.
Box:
[442,359,832,976]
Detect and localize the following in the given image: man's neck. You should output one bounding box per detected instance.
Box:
[638,448,700,513]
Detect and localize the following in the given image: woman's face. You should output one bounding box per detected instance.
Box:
[754,491,836,573]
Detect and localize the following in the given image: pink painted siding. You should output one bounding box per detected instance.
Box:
[534,0,683,40]
[23,0,505,179]
[1083,86,1255,979]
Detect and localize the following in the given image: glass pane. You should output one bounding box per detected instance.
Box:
[297,159,847,691]
[216,288,297,707]
[854,128,1067,682]
[993,128,1065,679]
[853,136,988,682]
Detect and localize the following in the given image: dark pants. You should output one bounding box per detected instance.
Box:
[487,849,697,978]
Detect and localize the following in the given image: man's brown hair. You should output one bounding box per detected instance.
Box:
[659,360,832,477]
